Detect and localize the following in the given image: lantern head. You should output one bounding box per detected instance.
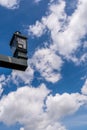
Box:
[10,31,28,59]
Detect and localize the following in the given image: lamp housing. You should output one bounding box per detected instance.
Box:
[10,31,28,59]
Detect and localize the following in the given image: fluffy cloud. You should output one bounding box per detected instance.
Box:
[46,93,87,120]
[0,84,50,129]
[6,61,34,85]
[29,0,87,62]
[20,128,24,130]
[28,0,87,83]
[29,21,45,37]
[5,47,62,84]
[0,75,6,96]
[0,84,3,96]
[0,0,87,130]
[31,47,63,83]
[29,0,66,38]
[0,83,87,130]
[53,0,87,56]
[28,1,65,83]
[0,0,20,9]
[0,75,5,82]
[11,65,34,85]
[81,79,87,95]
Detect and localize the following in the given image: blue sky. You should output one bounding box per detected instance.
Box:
[0,0,87,130]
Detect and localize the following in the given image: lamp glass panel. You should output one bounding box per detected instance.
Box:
[17,37,26,49]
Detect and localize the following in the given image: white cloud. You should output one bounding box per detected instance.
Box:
[28,1,65,83]
[20,127,24,130]
[0,74,5,82]
[81,79,87,95]
[29,21,45,37]
[0,84,50,128]
[46,93,87,120]
[27,0,87,84]
[0,0,20,9]
[31,47,63,83]
[0,84,3,96]
[29,0,87,63]
[0,75,6,96]
[54,0,87,56]
[6,61,34,85]
[45,123,66,130]
[1,0,87,129]
[0,83,87,130]
[83,41,87,48]
[29,0,66,38]
[29,0,87,83]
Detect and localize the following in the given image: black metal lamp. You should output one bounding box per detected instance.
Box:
[10,31,28,59]
[0,31,28,71]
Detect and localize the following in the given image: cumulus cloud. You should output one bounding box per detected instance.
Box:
[29,21,46,37]
[0,0,20,9]
[46,93,87,120]
[5,47,62,84]
[31,47,63,83]
[81,79,87,95]
[5,60,34,86]
[29,0,87,63]
[10,64,34,85]
[0,84,50,128]
[28,0,87,83]
[0,83,87,130]
[0,84,3,96]
[20,128,24,130]
[0,0,87,130]
[0,75,6,96]
[28,0,65,83]
[0,62,34,94]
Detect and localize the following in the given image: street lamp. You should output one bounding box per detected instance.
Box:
[10,31,28,59]
[0,32,28,71]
